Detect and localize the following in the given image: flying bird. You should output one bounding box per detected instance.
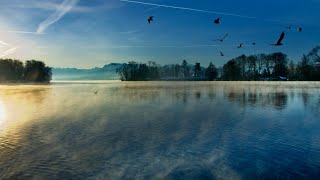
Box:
[93,91,98,95]
[271,32,285,46]
[214,18,221,24]
[298,27,302,32]
[220,52,224,56]
[252,43,256,45]
[213,34,228,42]
[285,25,292,30]
[238,43,243,48]
[148,16,154,24]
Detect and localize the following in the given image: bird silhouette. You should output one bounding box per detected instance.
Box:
[285,25,292,30]
[213,34,228,42]
[298,27,302,32]
[271,32,285,46]
[93,91,98,95]
[238,43,243,48]
[214,18,221,24]
[252,43,256,45]
[220,52,224,56]
[148,16,154,24]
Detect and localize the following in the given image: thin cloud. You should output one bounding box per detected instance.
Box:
[0,47,18,58]
[144,6,160,13]
[107,44,231,48]
[119,30,140,34]
[37,0,79,33]
[120,0,257,19]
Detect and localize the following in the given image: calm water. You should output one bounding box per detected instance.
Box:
[0,81,320,179]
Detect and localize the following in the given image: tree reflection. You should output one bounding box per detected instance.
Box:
[1,82,320,179]
[224,88,288,110]
[299,91,320,115]
[195,91,201,100]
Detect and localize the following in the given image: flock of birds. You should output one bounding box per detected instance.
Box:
[92,16,303,95]
[147,16,303,57]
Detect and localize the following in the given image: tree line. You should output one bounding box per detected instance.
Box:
[223,46,320,81]
[0,59,52,83]
[117,46,320,81]
[117,60,218,81]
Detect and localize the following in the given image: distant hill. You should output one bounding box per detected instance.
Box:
[52,63,123,80]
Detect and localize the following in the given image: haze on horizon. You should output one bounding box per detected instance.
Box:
[0,0,319,68]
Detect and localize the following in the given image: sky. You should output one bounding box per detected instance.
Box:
[0,0,320,68]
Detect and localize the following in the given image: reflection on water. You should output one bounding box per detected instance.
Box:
[0,81,320,179]
[0,99,5,123]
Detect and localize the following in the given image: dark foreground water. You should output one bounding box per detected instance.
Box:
[0,81,320,179]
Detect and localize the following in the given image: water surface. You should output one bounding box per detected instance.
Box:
[0,81,320,179]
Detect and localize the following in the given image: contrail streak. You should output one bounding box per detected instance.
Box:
[107,44,235,48]
[0,40,9,46]
[0,47,18,58]
[4,31,44,35]
[120,0,257,19]
[37,0,79,33]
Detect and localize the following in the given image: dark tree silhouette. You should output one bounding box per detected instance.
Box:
[117,46,320,81]
[174,64,181,77]
[181,60,190,78]
[288,60,297,80]
[308,46,320,63]
[194,63,201,77]
[24,60,52,82]
[223,60,241,81]
[297,55,315,81]
[236,55,246,80]
[205,62,218,81]
[0,59,51,83]
[247,55,258,80]
[271,52,288,78]
[117,61,160,81]
[0,59,24,82]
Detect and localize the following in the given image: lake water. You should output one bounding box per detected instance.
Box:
[0,81,320,179]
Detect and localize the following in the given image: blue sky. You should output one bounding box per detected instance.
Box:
[0,0,319,68]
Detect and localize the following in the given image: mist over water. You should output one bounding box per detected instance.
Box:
[0,81,320,179]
